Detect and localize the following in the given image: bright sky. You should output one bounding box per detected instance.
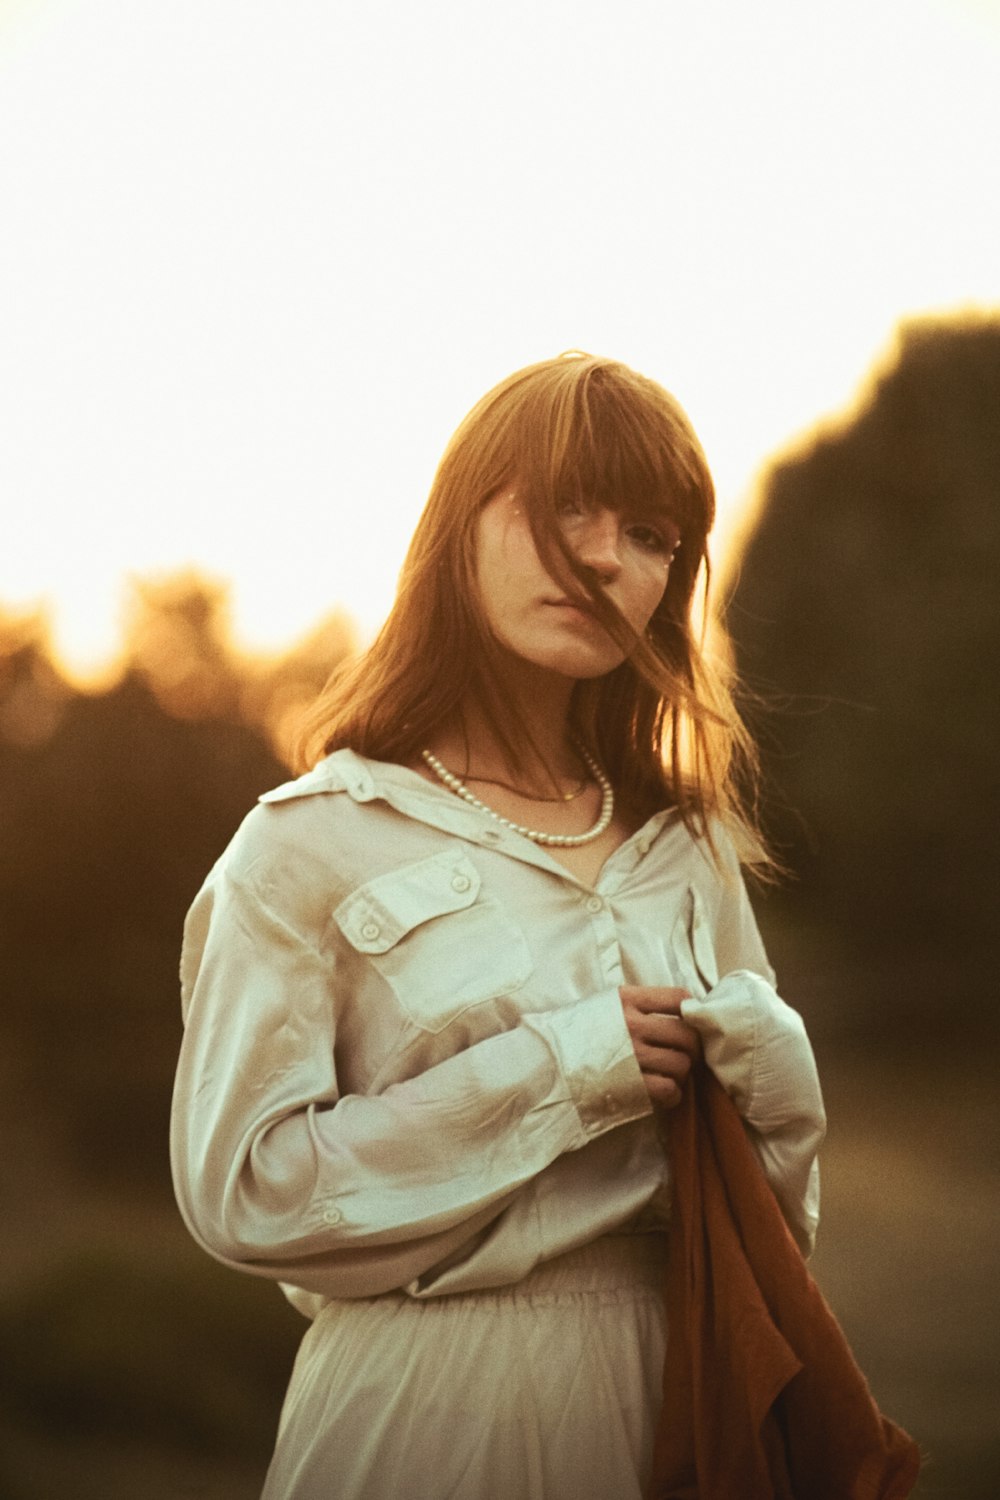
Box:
[2,0,998,680]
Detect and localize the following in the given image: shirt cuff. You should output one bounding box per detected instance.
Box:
[680,970,825,1134]
[526,988,652,1138]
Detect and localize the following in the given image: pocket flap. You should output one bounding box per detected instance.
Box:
[334,851,482,954]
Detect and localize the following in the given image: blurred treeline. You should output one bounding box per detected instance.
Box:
[1,313,998,1496]
[0,580,353,1185]
[726,314,1000,1041]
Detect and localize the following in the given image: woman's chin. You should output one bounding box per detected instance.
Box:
[516,646,627,682]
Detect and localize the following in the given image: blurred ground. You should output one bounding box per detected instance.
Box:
[809,1041,1000,1499]
[2,1041,998,1499]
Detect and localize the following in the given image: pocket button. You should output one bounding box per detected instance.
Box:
[451,874,472,893]
[360,920,381,941]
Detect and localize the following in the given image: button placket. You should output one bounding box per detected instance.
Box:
[581,895,624,985]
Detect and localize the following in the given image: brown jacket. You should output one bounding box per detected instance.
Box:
[648,1063,922,1500]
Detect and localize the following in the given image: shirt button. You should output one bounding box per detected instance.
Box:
[585,895,604,914]
[451,874,471,893]
[322,1207,342,1225]
[360,920,381,941]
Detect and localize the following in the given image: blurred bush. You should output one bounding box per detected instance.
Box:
[0,578,352,1187]
[725,315,1000,1034]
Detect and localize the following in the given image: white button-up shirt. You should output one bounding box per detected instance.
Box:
[170,750,825,1317]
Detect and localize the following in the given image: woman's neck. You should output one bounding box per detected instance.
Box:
[426,675,583,796]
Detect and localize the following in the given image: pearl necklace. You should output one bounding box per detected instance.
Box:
[421,745,615,847]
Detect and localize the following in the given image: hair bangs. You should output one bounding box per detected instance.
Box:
[554,362,711,535]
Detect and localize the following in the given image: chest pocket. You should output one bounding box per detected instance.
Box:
[333,850,534,1034]
[670,884,719,996]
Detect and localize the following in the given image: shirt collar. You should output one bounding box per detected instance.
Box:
[330,749,685,891]
[259,748,687,890]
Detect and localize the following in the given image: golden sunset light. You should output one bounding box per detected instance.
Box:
[1,0,998,682]
[5,7,1000,1494]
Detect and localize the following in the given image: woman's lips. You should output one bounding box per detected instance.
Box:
[546,596,592,612]
[544,598,602,626]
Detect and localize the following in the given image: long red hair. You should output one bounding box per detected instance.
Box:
[299,352,764,861]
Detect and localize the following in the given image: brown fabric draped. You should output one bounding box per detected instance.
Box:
[648,1063,923,1500]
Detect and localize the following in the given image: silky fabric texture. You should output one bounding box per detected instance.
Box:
[171,749,825,1317]
[262,1235,667,1500]
[171,750,827,1497]
[649,1064,922,1500]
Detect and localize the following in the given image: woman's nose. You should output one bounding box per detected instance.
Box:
[574,511,623,579]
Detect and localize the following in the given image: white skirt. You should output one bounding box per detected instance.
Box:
[261,1234,668,1500]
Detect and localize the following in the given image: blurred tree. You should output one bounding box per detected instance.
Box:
[0,612,72,749]
[123,573,243,722]
[123,570,355,764]
[726,315,1000,1033]
[239,608,355,768]
[1,669,288,1183]
[0,575,353,1186]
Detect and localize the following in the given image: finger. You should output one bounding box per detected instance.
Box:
[634,1013,702,1058]
[620,985,691,1007]
[634,1043,693,1083]
[621,985,691,1017]
[643,1073,684,1110]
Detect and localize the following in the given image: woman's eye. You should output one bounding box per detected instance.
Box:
[627,524,674,555]
[556,499,586,520]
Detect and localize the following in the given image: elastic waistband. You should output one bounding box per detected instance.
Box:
[516,1233,666,1295]
[405,1233,669,1311]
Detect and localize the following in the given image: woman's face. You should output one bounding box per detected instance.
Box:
[474,487,679,680]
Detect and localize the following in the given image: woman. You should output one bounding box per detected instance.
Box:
[170,352,826,1499]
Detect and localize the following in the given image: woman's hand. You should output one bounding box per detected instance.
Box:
[619,986,702,1109]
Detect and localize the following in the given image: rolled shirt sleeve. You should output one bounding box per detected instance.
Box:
[680,971,826,1257]
[170,867,651,1301]
[673,830,826,1257]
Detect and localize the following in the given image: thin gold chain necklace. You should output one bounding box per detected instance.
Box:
[462,771,590,803]
[420,744,614,847]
